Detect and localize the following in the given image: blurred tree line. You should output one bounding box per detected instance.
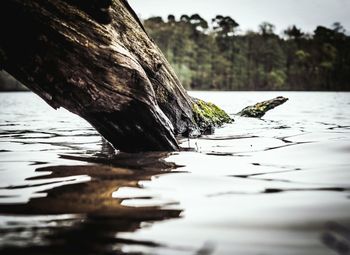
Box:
[144,15,350,91]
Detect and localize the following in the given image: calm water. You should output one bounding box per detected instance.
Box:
[0,91,349,255]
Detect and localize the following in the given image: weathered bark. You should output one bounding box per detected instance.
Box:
[0,0,231,152]
[238,96,288,118]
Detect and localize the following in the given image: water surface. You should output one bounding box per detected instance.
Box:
[0,91,349,255]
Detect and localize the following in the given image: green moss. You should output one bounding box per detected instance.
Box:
[192,99,232,132]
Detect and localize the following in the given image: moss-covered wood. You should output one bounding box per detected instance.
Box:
[238,96,288,118]
[0,0,230,152]
[193,99,233,134]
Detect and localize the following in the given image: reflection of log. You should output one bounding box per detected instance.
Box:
[238,96,288,118]
[0,152,182,254]
[0,152,180,215]
[0,0,231,152]
[0,164,179,217]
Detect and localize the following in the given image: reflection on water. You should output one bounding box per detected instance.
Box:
[0,91,350,254]
[0,151,182,254]
[321,222,350,255]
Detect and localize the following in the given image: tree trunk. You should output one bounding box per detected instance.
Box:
[0,0,231,152]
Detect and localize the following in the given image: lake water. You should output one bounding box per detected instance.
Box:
[0,91,349,255]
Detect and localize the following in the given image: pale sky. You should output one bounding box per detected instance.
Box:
[128,0,350,34]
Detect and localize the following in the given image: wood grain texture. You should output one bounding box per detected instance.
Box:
[0,0,231,152]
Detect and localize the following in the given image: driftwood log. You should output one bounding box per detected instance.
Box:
[238,96,288,118]
[0,0,231,152]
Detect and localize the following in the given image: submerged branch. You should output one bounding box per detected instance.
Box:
[238,96,288,118]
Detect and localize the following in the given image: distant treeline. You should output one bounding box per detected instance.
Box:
[144,15,350,91]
